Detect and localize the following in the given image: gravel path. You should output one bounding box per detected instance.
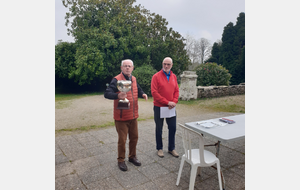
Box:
[55,95,214,134]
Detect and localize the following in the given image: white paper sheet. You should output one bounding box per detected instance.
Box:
[160,107,176,118]
[195,119,227,129]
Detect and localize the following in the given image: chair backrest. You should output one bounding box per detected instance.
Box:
[178,123,206,165]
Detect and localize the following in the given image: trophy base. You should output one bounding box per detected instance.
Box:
[117,102,130,109]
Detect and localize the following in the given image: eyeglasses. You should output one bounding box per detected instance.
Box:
[122,65,132,68]
[163,63,172,66]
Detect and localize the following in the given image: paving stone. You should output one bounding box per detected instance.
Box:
[133,150,156,166]
[156,155,181,172]
[55,174,86,190]
[136,141,157,155]
[128,181,160,190]
[105,127,118,136]
[152,172,189,190]
[71,156,100,173]
[114,170,149,189]
[86,177,123,190]
[78,166,111,186]
[56,135,76,144]
[65,149,93,162]
[56,162,76,178]
[95,151,117,165]
[55,153,69,165]
[59,142,85,154]
[55,113,245,189]
[139,133,156,143]
[222,169,245,190]
[235,145,245,154]
[72,132,93,140]
[196,165,220,179]
[55,143,63,155]
[100,135,118,144]
[77,138,103,148]
[103,142,118,152]
[138,162,170,180]
[218,146,245,169]
[97,161,121,176]
[229,163,245,178]
[86,146,104,156]
[89,130,110,140]
[193,175,223,190]
[222,138,245,150]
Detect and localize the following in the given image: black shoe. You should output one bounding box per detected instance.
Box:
[118,161,128,171]
[129,157,141,166]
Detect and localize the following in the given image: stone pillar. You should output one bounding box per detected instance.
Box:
[179,71,198,100]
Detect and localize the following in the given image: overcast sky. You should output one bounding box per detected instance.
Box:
[55,0,245,45]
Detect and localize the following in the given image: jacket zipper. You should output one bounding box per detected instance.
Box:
[131,87,135,119]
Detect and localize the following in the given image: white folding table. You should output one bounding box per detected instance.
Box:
[184,114,245,189]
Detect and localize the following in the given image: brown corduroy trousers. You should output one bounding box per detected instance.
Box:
[115,119,138,162]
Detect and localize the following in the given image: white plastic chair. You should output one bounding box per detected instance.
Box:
[176,123,222,190]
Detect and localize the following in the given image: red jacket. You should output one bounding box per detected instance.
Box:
[113,73,139,121]
[151,69,179,107]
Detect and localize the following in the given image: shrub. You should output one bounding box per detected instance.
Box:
[194,62,231,86]
[132,64,157,97]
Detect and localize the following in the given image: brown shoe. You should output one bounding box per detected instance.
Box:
[168,150,179,158]
[118,161,128,171]
[157,149,164,158]
[129,157,141,166]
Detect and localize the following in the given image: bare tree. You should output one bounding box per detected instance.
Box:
[185,34,200,69]
[198,38,212,64]
[185,34,212,70]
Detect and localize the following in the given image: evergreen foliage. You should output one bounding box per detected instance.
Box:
[194,62,231,86]
[132,64,157,97]
[56,0,190,91]
[55,40,76,79]
[206,12,245,85]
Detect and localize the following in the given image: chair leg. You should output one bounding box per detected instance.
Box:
[216,161,223,190]
[176,157,185,186]
[189,165,197,190]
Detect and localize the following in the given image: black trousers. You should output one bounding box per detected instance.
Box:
[153,106,176,151]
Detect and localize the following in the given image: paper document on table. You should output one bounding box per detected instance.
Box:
[196,120,227,128]
[196,121,217,128]
[160,107,176,118]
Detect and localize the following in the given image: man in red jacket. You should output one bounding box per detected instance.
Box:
[151,57,180,158]
[104,59,148,171]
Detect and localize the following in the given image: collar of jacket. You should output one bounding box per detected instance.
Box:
[121,72,132,81]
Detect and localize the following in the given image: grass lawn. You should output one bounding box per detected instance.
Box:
[55,92,103,102]
[56,92,245,113]
[177,94,245,113]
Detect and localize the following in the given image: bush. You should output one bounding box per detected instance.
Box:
[132,64,157,97]
[194,62,231,86]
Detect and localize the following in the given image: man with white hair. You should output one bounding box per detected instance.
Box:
[151,57,180,158]
[104,59,148,171]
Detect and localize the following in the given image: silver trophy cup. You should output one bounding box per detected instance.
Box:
[117,80,132,109]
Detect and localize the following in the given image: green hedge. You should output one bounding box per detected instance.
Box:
[194,62,231,86]
[132,64,157,97]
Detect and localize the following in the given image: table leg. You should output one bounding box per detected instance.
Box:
[216,141,221,157]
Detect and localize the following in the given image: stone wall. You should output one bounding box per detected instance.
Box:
[197,83,245,99]
[178,70,245,100]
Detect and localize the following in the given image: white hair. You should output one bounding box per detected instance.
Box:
[121,59,134,66]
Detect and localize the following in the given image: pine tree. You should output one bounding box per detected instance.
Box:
[206,12,245,85]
